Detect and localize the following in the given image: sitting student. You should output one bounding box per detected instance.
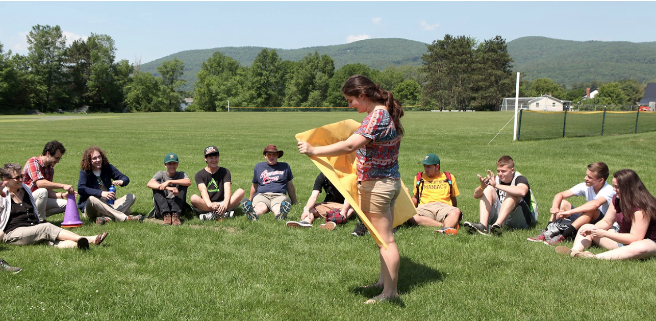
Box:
[22,140,74,220]
[408,153,462,235]
[529,162,615,245]
[1,163,107,250]
[464,155,537,236]
[555,169,656,260]
[190,146,244,220]
[147,153,192,226]
[241,145,298,221]
[77,146,140,224]
[286,172,354,230]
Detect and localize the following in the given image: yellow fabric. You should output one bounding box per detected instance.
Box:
[413,172,460,206]
[295,119,416,248]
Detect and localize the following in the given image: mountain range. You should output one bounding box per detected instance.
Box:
[140,37,656,91]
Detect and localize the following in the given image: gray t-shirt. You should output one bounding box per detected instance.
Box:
[152,171,189,198]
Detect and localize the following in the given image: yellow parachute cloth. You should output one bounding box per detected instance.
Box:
[295,119,416,249]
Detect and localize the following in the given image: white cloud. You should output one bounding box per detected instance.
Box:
[419,20,440,31]
[372,17,382,25]
[347,34,372,43]
[62,31,88,47]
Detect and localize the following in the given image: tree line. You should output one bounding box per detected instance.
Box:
[0,24,646,114]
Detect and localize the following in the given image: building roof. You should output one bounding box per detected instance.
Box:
[527,95,571,104]
[639,83,656,105]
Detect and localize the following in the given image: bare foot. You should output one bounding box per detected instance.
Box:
[364,293,399,304]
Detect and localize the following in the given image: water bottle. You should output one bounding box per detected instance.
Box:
[108,185,116,205]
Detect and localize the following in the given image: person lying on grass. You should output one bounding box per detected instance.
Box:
[528,162,615,246]
[555,169,656,259]
[286,172,354,230]
[464,155,537,236]
[78,146,141,224]
[1,163,107,250]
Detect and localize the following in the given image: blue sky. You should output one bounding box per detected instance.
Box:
[0,1,653,64]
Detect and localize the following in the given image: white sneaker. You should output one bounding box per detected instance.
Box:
[199,213,213,221]
[286,221,312,228]
[224,210,235,218]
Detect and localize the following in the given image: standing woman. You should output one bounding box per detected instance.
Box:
[557,169,656,259]
[298,75,404,303]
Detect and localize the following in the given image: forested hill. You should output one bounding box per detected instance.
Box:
[508,36,656,86]
[140,38,427,90]
[141,37,656,91]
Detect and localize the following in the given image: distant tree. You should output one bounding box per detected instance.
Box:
[393,79,422,107]
[618,79,644,104]
[26,24,67,112]
[526,78,564,98]
[283,52,334,107]
[64,38,91,108]
[422,34,476,110]
[470,36,514,110]
[157,58,186,111]
[193,52,244,111]
[125,70,162,112]
[375,68,405,94]
[324,63,375,107]
[597,82,627,105]
[86,34,131,112]
[246,49,284,107]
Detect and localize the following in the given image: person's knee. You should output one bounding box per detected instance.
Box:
[254,202,268,214]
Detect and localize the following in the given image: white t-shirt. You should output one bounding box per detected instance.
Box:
[569,182,615,214]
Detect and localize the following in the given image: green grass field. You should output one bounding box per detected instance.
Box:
[1,111,656,320]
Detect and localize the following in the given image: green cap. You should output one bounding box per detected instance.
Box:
[419,153,440,165]
[164,152,179,164]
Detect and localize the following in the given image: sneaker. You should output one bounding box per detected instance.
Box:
[464,221,488,235]
[527,232,546,243]
[0,259,21,274]
[320,221,337,231]
[224,210,235,218]
[286,220,312,228]
[276,201,291,220]
[351,223,369,236]
[434,227,458,235]
[554,246,572,255]
[241,199,257,221]
[199,213,213,221]
[489,223,502,236]
[163,214,172,226]
[545,234,565,246]
[171,213,181,226]
[126,215,144,221]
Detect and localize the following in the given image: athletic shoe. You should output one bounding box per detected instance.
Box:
[351,223,368,236]
[126,215,144,221]
[224,210,235,218]
[489,223,502,236]
[554,246,572,255]
[276,201,291,220]
[320,221,337,231]
[0,259,21,274]
[241,199,257,221]
[286,220,312,228]
[95,216,111,225]
[464,221,488,235]
[527,232,546,243]
[545,234,565,246]
[198,213,213,221]
[434,227,458,235]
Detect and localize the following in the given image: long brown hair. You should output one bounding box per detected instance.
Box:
[80,146,109,171]
[341,75,404,136]
[614,169,656,223]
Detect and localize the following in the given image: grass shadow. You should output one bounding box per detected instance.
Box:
[350,256,444,307]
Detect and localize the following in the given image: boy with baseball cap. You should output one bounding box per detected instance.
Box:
[147,152,192,226]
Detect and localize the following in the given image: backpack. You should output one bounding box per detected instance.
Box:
[414,171,452,208]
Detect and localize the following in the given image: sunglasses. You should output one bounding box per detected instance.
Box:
[9,174,23,180]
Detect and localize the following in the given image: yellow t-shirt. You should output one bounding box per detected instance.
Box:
[413,172,460,206]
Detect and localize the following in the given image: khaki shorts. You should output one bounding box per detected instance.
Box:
[314,202,343,217]
[417,202,459,222]
[3,223,62,246]
[358,178,401,214]
[253,192,290,210]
